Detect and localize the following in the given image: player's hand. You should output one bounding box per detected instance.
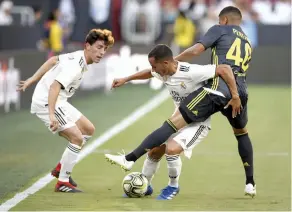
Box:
[224,95,242,118]
[17,78,34,92]
[111,78,127,89]
[49,114,59,132]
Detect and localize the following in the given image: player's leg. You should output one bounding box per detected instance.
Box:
[105,109,187,170]
[142,145,165,185]
[66,102,95,146]
[75,115,95,146]
[55,126,83,192]
[51,103,94,187]
[125,109,187,162]
[221,105,256,197]
[157,124,210,200]
[141,108,180,193]
[105,87,217,170]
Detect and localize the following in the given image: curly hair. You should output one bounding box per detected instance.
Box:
[85,29,114,47]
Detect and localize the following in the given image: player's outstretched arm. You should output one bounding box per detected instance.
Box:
[111,68,153,89]
[17,56,58,92]
[174,43,206,62]
[48,80,62,132]
[215,64,241,118]
[175,25,222,62]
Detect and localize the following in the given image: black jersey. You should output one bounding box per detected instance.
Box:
[198,25,252,76]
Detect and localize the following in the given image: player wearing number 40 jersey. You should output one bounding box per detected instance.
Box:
[105,6,256,199]
[17,29,114,193]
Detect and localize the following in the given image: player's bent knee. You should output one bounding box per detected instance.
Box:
[61,127,84,147]
[148,144,166,160]
[70,134,83,147]
[84,123,95,136]
[166,140,183,155]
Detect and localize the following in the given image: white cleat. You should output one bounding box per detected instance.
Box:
[105,153,134,171]
[244,183,256,198]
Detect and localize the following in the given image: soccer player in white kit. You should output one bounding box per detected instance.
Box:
[107,44,235,199]
[17,29,114,192]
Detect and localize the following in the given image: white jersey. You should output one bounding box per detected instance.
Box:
[151,62,216,128]
[31,50,88,113]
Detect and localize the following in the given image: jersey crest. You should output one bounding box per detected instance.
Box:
[180,82,187,90]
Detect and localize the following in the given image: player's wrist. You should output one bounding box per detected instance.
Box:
[124,77,130,82]
[231,93,240,99]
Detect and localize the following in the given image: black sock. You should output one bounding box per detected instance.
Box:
[236,133,255,186]
[125,120,177,162]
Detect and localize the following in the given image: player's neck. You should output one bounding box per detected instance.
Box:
[169,60,178,76]
[84,50,93,65]
[227,21,240,26]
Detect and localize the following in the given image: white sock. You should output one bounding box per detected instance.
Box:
[142,154,161,185]
[59,143,81,182]
[166,154,182,188]
[82,135,92,147]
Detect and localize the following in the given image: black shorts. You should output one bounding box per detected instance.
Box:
[178,87,223,124]
[179,78,248,129]
[220,104,248,129]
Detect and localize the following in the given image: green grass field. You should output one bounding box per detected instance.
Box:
[0,85,291,211]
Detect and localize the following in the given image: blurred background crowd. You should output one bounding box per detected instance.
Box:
[0,0,290,55]
[0,0,290,114]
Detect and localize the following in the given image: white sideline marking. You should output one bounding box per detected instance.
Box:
[0,89,169,211]
[93,149,290,157]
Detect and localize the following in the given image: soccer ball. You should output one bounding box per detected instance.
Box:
[122,172,148,198]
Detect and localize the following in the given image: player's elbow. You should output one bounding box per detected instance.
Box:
[215,64,232,77]
[190,43,205,56]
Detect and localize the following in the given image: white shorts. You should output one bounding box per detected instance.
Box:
[172,123,210,159]
[31,101,82,133]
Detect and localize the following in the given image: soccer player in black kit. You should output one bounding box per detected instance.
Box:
[106,6,256,199]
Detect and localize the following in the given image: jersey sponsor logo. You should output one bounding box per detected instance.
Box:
[170,90,186,103]
[179,65,190,72]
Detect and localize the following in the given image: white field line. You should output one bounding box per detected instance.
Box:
[92,149,290,157]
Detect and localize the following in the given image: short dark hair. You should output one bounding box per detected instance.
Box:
[219,6,242,19]
[85,29,114,47]
[148,44,173,61]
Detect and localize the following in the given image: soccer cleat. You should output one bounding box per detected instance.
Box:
[156,186,180,200]
[123,185,153,197]
[244,183,256,198]
[51,168,77,187]
[105,153,135,171]
[55,181,82,193]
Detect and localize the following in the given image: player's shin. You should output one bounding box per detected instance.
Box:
[125,120,178,162]
[59,142,81,183]
[236,133,255,185]
[165,154,182,188]
[142,154,161,185]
